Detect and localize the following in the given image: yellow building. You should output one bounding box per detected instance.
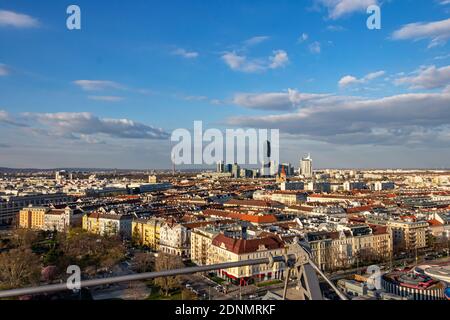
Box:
[132,218,164,250]
[19,207,49,229]
[191,227,220,266]
[82,212,101,234]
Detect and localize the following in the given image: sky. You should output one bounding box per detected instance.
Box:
[1,0,450,169]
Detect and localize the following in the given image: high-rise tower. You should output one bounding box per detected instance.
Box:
[300,153,313,178]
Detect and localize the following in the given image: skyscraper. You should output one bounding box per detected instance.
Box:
[231,163,240,178]
[260,140,271,177]
[216,161,224,173]
[300,153,313,178]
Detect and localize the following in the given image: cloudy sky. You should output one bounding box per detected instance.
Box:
[1,0,450,169]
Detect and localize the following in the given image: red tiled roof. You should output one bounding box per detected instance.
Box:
[212,233,284,254]
[370,225,389,235]
[346,205,372,214]
[428,219,443,227]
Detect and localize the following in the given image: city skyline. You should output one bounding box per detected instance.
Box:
[1,1,450,169]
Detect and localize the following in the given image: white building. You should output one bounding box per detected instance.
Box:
[300,154,313,178]
[159,222,190,258]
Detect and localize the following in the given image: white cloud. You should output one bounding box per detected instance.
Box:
[315,0,378,19]
[0,64,9,76]
[392,18,450,48]
[0,10,39,28]
[222,50,289,73]
[308,41,321,54]
[298,33,309,43]
[73,80,125,91]
[88,96,124,102]
[172,48,199,59]
[269,50,289,69]
[23,112,169,140]
[232,90,331,111]
[339,70,385,87]
[395,65,450,89]
[243,36,270,47]
[326,25,345,32]
[228,91,450,146]
[0,110,26,127]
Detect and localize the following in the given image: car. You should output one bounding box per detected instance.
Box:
[214,285,224,292]
[425,254,437,261]
[185,283,192,289]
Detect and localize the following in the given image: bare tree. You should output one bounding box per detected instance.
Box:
[154,253,183,296]
[132,252,154,273]
[0,248,41,289]
[11,229,38,249]
[57,229,125,275]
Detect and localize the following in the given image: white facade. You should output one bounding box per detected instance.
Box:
[159,223,190,257]
[300,154,313,178]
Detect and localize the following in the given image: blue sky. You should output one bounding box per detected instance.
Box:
[1,0,450,169]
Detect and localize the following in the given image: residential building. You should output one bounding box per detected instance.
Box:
[191,226,221,266]
[82,211,133,238]
[387,220,429,254]
[132,217,165,250]
[307,225,392,271]
[159,221,190,258]
[207,232,302,285]
[43,207,83,232]
[280,181,304,191]
[19,207,49,229]
[271,191,307,206]
[1,193,70,226]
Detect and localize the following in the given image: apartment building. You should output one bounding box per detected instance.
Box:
[1,193,70,226]
[19,207,49,229]
[43,207,83,232]
[270,191,307,206]
[386,220,429,253]
[307,225,392,271]
[159,222,190,258]
[132,217,165,250]
[82,211,133,238]
[207,232,301,285]
[191,227,220,266]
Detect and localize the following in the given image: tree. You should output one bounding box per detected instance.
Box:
[56,229,126,275]
[11,229,38,249]
[0,248,41,289]
[154,253,184,296]
[132,252,154,273]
